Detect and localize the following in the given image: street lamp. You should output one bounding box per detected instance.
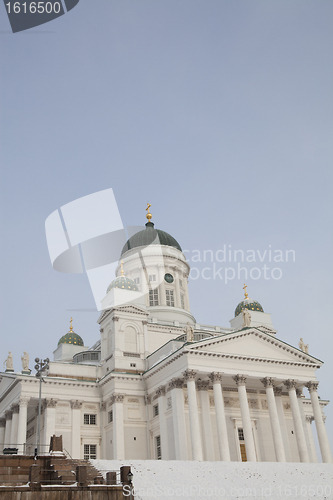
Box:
[34,357,49,456]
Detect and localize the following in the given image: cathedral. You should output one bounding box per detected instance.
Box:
[0,206,332,464]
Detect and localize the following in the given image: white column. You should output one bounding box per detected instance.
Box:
[233,375,256,462]
[209,373,230,461]
[174,271,181,308]
[274,387,292,462]
[100,402,107,459]
[296,388,313,462]
[183,370,203,461]
[112,394,125,460]
[170,378,188,460]
[284,380,309,462]
[4,411,12,447]
[71,400,82,458]
[17,397,30,454]
[198,381,215,461]
[306,382,333,463]
[305,416,318,463]
[0,418,6,450]
[157,386,169,460]
[10,404,19,448]
[261,378,286,462]
[43,399,57,453]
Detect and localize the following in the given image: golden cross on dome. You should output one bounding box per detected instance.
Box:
[120,260,125,276]
[146,202,152,223]
[69,317,73,332]
[243,283,249,299]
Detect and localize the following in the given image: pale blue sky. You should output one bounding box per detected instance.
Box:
[1,0,332,453]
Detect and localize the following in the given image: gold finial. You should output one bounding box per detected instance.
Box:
[120,260,124,276]
[146,202,152,223]
[243,283,249,299]
[69,317,73,332]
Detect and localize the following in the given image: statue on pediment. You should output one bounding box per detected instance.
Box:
[242,308,251,327]
[4,352,14,372]
[299,338,309,353]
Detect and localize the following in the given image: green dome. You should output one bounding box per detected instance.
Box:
[235,298,264,317]
[58,331,84,346]
[107,275,139,293]
[121,222,182,256]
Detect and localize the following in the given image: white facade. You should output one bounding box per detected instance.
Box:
[0,219,332,464]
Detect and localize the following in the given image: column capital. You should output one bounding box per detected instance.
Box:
[19,397,30,407]
[273,387,283,396]
[156,386,166,397]
[11,404,19,414]
[44,398,58,408]
[233,374,247,387]
[71,400,83,410]
[296,388,304,398]
[110,394,125,405]
[260,377,275,389]
[5,410,13,420]
[0,418,6,427]
[100,402,107,411]
[112,316,119,322]
[208,372,223,384]
[142,320,148,325]
[306,415,315,423]
[197,380,210,391]
[305,381,319,393]
[284,379,298,391]
[183,369,197,382]
[168,378,184,390]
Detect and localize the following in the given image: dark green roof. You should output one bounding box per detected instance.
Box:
[58,331,84,346]
[107,276,139,293]
[121,222,182,256]
[235,298,264,317]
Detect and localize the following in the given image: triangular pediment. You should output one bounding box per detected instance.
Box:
[187,329,321,366]
[115,304,148,316]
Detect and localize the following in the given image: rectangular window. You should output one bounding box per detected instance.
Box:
[156,435,162,460]
[108,411,113,423]
[238,428,245,441]
[84,444,97,460]
[149,289,159,306]
[166,289,174,307]
[149,275,156,282]
[153,404,159,417]
[180,294,185,309]
[84,414,97,425]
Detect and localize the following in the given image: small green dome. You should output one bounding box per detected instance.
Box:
[58,331,84,346]
[121,222,182,256]
[235,298,264,317]
[107,275,139,293]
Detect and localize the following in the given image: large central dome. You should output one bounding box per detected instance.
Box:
[121,221,182,256]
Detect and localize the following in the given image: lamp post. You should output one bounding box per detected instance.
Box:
[34,357,49,456]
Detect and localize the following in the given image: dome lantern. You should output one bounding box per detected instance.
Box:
[58,318,84,346]
[234,284,264,317]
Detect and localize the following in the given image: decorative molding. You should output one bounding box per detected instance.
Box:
[128,398,140,403]
[112,316,119,322]
[167,397,172,409]
[224,397,239,408]
[146,395,152,405]
[260,377,275,389]
[261,400,268,410]
[305,381,319,393]
[100,402,106,411]
[306,415,315,423]
[142,320,148,325]
[233,375,247,387]
[71,400,83,410]
[197,380,209,391]
[156,386,166,398]
[296,388,304,398]
[208,372,223,384]
[284,379,297,391]
[283,402,291,410]
[209,396,215,406]
[44,398,58,409]
[248,399,259,409]
[183,369,197,382]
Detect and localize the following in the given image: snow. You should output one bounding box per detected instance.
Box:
[91,460,333,500]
